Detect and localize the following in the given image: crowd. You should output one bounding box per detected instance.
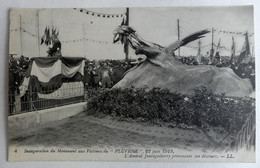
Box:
[8,54,255,92]
[8,54,255,115]
[83,59,137,88]
[180,55,231,66]
[9,55,30,114]
[9,55,30,93]
[179,54,255,88]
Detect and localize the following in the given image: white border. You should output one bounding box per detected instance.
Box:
[1,0,259,168]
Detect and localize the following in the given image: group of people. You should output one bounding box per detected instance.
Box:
[83,60,135,88]
[9,55,30,93]
[8,55,137,92]
[9,55,30,114]
[179,54,255,89]
[8,54,255,115]
[9,54,255,91]
[180,54,229,66]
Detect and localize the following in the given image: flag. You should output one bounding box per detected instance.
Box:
[52,27,56,36]
[121,18,125,26]
[52,27,58,37]
[196,40,201,64]
[56,30,59,36]
[229,36,235,65]
[40,35,45,45]
[214,38,221,64]
[238,32,250,63]
[216,38,221,52]
[41,27,47,45]
[44,27,49,45]
[45,27,51,45]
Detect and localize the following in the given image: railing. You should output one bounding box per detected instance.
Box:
[9,82,85,115]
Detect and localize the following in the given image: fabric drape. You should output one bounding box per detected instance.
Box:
[30,58,85,83]
[19,57,85,97]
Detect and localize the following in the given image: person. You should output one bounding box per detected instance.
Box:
[85,65,95,87]
[93,61,101,87]
[83,66,91,87]
[111,63,126,85]
[99,62,112,88]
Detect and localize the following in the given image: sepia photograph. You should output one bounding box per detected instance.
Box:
[8,6,255,162]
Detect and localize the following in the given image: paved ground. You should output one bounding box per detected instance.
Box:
[9,112,229,152]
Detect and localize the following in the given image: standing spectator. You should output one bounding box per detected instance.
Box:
[111,63,126,85]
[93,61,101,87]
[99,62,112,88]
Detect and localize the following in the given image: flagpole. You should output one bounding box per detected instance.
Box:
[83,23,85,58]
[197,39,201,64]
[20,14,23,56]
[177,19,180,57]
[210,27,214,63]
[125,7,129,61]
[37,10,41,57]
[246,31,250,56]
[51,9,53,27]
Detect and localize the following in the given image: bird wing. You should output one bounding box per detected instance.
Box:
[165,29,210,54]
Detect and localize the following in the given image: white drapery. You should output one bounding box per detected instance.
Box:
[30,60,84,83]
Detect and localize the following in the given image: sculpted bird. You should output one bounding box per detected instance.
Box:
[113,25,209,67]
[112,25,253,97]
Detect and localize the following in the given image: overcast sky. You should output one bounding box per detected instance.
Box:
[9,6,254,60]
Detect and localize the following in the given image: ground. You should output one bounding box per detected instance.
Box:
[9,112,231,152]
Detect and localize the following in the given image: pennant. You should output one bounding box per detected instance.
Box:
[229,36,235,64]
[238,32,250,63]
[216,38,221,51]
[121,18,125,26]
[52,27,56,36]
[56,29,59,36]
[41,34,45,45]
[45,27,51,45]
[42,26,47,45]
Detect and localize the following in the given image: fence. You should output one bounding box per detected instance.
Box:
[9,82,85,115]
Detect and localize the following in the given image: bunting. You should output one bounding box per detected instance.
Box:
[184,43,211,49]
[61,38,121,45]
[10,28,36,37]
[216,29,254,37]
[19,57,85,97]
[74,8,126,18]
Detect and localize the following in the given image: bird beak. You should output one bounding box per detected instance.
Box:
[113,33,120,43]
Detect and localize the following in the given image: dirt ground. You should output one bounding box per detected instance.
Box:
[9,112,231,152]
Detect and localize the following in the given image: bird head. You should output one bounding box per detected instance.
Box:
[113,25,136,44]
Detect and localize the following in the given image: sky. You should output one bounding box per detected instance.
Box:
[9,6,254,60]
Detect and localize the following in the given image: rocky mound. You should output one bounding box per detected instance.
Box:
[113,56,252,97]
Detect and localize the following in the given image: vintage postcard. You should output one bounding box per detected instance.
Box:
[8,6,255,162]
